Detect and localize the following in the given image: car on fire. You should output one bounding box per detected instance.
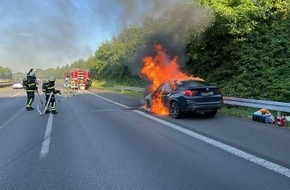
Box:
[145,79,223,119]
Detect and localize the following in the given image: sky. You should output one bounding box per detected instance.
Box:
[0,0,180,73]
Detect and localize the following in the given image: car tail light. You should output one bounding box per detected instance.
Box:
[182,90,198,96]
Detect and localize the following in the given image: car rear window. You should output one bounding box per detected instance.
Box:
[178,80,212,87]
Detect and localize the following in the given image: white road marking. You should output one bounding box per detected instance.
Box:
[87,90,290,178]
[10,93,21,98]
[86,91,129,109]
[134,110,290,178]
[39,113,53,158]
[0,108,25,129]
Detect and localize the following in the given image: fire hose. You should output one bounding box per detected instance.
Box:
[36,92,76,115]
[36,89,44,105]
[42,92,54,115]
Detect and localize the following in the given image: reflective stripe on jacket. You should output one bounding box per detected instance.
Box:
[26,82,37,92]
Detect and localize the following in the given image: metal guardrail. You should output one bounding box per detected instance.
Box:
[223,97,290,113]
[114,86,290,113]
[0,83,13,88]
[113,86,145,92]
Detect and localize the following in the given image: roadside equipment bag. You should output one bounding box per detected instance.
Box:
[252,113,271,123]
[252,109,274,124]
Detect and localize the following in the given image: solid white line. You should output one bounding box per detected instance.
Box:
[0,108,25,129]
[39,113,53,158]
[87,90,290,178]
[134,110,290,178]
[86,91,130,109]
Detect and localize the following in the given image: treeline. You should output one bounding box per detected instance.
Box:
[86,0,289,101]
[0,66,12,79]
[35,59,89,79]
[50,0,289,101]
[187,0,290,101]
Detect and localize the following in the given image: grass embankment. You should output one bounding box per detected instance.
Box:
[91,80,290,127]
[91,79,145,98]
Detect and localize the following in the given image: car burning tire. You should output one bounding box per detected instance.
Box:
[170,101,182,119]
[204,110,217,117]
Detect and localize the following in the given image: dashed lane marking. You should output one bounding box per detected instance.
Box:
[39,113,53,158]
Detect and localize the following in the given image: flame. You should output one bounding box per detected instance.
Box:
[141,44,203,115]
[151,92,169,115]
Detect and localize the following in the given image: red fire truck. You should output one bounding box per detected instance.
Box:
[64,69,91,91]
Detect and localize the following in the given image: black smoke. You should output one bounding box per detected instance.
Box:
[130,1,213,75]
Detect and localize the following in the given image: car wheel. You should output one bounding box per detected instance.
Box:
[146,99,151,109]
[170,101,182,119]
[205,110,217,117]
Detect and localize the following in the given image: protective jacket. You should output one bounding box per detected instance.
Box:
[26,78,37,92]
[26,77,38,110]
[45,82,60,96]
[44,81,61,114]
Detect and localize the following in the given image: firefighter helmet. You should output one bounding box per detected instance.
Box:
[48,77,56,82]
[28,71,35,77]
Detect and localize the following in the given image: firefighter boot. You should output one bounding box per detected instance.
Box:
[51,111,58,114]
[45,110,50,113]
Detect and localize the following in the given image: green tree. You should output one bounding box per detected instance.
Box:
[88,25,144,83]
[187,0,290,77]
[0,66,12,79]
[217,16,290,101]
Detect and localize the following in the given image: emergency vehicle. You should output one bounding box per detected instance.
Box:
[64,69,91,91]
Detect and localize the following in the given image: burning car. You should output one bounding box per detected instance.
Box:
[145,79,223,118]
[141,44,223,118]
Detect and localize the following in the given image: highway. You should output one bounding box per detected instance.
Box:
[0,86,290,190]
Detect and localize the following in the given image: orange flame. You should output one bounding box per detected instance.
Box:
[141,44,203,115]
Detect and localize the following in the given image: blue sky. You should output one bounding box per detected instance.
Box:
[0,0,186,73]
[0,0,124,72]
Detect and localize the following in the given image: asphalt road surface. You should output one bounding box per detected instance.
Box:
[0,86,290,190]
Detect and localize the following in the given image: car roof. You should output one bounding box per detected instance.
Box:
[175,79,214,87]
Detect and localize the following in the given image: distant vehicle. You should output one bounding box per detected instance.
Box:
[64,69,91,90]
[12,83,23,89]
[145,79,223,118]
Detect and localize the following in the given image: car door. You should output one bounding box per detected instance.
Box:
[160,82,173,106]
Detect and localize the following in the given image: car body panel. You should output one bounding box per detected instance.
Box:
[145,79,223,118]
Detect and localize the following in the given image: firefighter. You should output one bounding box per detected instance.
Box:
[45,77,61,114]
[64,77,69,94]
[26,69,38,111]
